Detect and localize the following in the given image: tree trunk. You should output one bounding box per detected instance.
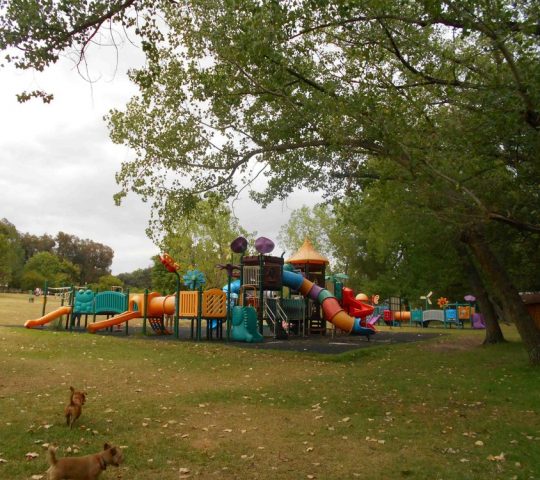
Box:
[459,245,505,344]
[461,228,540,365]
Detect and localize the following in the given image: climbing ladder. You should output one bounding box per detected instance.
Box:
[148,318,172,335]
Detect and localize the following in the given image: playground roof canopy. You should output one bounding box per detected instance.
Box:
[286,238,329,265]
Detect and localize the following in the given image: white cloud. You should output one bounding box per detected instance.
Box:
[0,42,320,275]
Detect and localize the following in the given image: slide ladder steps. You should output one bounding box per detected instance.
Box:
[148,317,172,335]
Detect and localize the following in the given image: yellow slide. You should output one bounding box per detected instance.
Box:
[24,306,72,328]
[87,311,141,333]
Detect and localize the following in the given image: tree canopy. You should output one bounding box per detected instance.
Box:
[151,199,252,292]
[20,251,79,289]
[0,220,115,288]
[3,1,538,230]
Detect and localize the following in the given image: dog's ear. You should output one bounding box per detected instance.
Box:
[103,442,111,450]
[109,447,117,456]
[70,386,74,392]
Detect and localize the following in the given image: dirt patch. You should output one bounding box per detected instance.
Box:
[421,335,482,352]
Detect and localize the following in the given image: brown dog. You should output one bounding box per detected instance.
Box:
[64,386,86,429]
[47,443,124,480]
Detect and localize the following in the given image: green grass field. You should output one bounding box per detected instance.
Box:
[0,293,539,479]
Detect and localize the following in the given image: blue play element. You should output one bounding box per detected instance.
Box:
[351,318,376,338]
[183,269,206,290]
[74,289,94,314]
[223,279,241,294]
[282,270,304,291]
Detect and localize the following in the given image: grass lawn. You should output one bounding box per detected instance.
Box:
[0,293,539,479]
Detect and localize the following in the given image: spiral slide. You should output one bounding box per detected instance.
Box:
[24,306,72,328]
[282,270,375,335]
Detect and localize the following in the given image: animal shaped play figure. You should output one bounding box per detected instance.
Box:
[231,306,263,343]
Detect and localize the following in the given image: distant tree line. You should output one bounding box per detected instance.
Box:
[0,218,117,291]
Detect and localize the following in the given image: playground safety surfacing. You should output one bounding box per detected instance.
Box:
[17,323,443,355]
[228,331,444,354]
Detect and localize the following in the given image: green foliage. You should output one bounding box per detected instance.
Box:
[150,255,178,293]
[333,190,467,303]
[278,204,336,261]
[19,232,55,261]
[117,267,152,291]
[2,1,539,234]
[20,252,79,289]
[0,219,25,288]
[55,232,113,284]
[0,220,115,289]
[93,274,124,292]
[153,199,253,290]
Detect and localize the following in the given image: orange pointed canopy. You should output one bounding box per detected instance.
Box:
[286,238,329,265]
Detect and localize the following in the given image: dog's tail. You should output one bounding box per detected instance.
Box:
[47,445,58,466]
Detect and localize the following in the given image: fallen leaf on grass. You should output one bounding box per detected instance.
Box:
[31,475,44,479]
[487,453,505,462]
[179,467,190,478]
[25,452,39,460]
[0,458,7,464]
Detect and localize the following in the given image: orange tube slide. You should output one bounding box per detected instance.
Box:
[25,306,72,328]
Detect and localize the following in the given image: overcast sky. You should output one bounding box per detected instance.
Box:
[0,39,318,275]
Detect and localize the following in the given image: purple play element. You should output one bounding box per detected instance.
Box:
[472,313,485,329]
[464,294,476,302]
[254,236,275,254]
[230,236,248,253]
[308,284,324,301]
[367,314,381,326]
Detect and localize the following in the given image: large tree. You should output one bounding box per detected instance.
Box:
[278,204,337,262]
[0,219,24,288]
[151,198,253,292]
[20,251,80,289]
[2,1,539,361]
[19,232,55,261]
[55,232,114,284]
[117,266,152,291]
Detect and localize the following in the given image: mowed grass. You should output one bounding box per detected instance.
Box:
[0,293,539,479]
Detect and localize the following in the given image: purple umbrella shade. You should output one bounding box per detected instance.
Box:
[230,236,248,253]
[254,236,275,254]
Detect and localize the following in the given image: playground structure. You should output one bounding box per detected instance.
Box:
[228,237,377,342]
[369,296,485,329]
[25,286,228,340]
[25,236,379,342]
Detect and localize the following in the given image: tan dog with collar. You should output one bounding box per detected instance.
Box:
[47,443,124,480]
[64,386,86,429]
